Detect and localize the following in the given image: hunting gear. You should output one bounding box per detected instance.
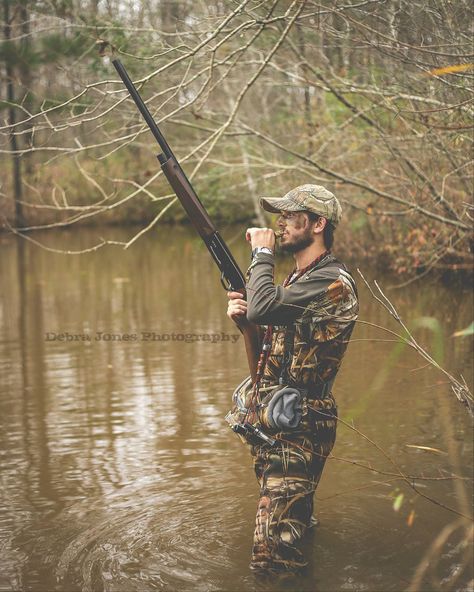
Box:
[227,185,359,571]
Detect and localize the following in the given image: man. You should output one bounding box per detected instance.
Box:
[227,184,359,572]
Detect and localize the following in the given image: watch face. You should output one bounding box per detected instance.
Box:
[252,247,273,258]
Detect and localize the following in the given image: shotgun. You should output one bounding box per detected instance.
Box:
[112,59,259,381]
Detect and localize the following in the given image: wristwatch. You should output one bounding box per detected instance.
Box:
[252,247,274,258]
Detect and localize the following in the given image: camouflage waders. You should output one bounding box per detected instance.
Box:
[250,396,337,570]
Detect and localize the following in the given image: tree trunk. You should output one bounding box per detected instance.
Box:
[19,0,33,199]
[296,19,314,156]
[3,0,24,227]
[160,0,182,32]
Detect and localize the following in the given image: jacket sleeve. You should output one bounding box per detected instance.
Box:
[246,253,337,326]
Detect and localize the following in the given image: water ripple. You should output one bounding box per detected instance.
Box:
[29,475,243,592]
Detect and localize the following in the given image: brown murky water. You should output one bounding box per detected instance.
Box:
[0,226,472,592]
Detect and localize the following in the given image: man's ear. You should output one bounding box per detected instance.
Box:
[312,216,327,235]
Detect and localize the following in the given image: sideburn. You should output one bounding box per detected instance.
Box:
[293,213,309,231]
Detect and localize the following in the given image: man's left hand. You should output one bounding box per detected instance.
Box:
[246,227,276,250]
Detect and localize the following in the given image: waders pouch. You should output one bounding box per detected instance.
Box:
[225,377,304,445]
[259,386,303,430]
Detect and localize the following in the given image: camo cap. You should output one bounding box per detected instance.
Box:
[260,184,342,226]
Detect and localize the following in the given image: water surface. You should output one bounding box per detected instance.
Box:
[0,226,472,592]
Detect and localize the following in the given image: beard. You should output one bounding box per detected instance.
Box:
[279,232,314,254]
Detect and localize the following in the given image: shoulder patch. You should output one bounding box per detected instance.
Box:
[338,267,357,291]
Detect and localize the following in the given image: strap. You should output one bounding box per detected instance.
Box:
[279,324,295,385]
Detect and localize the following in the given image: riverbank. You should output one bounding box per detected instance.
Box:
[1,218,472,290]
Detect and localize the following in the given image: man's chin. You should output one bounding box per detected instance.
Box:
[279,242,298,254]
[279,236,313,254]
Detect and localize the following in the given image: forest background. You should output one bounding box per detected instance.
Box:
[0,0,473,283]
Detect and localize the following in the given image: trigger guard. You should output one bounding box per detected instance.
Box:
[220,272,232,291]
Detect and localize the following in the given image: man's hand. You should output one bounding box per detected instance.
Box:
[246,227,276,251]
[227,291,249,327]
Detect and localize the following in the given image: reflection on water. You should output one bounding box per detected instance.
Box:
[0,226,472,592]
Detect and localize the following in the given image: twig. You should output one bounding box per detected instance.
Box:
[357,269,473,415]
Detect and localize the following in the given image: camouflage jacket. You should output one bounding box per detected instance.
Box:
[246,252,359,398]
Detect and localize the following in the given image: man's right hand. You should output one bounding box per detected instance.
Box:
[227,291,249,327]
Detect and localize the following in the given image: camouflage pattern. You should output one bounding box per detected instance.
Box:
[251,397,337,571]
[260,184,342,226]
[262,268,358,390]
[238,254,359,572]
